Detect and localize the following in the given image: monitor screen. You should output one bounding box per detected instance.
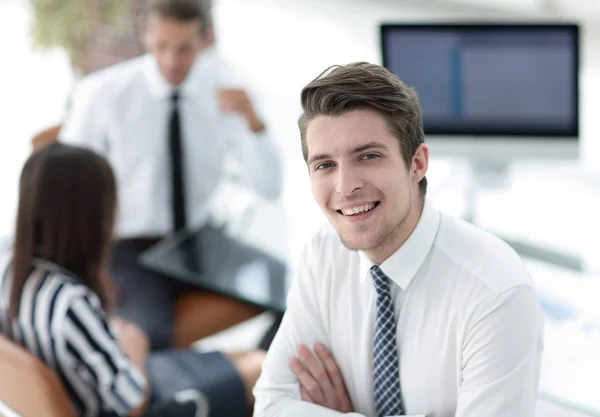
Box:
[380,23,579,138]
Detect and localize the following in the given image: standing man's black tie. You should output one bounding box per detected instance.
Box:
[169,91,186,232]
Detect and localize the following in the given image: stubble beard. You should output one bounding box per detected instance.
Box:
[338,193,412,254]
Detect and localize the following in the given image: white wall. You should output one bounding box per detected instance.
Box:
[0,1,73,240]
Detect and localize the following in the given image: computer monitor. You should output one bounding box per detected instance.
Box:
[380,23,580,162]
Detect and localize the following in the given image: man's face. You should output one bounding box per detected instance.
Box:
[143,14,208,85]
[306,109,428,260]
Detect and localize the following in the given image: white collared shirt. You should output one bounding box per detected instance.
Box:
[254,202,544,417]
[59,49,282,238]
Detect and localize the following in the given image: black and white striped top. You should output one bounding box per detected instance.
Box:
[0,254,146,417]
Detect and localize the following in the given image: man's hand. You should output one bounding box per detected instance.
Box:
[289,343,354,413]
[216,88,265,133]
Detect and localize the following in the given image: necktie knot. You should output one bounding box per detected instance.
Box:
[370,265,391,296]
[171,91,180,103]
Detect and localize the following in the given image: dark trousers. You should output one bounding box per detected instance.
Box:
[111,238,180,350]
[98,351,246,417]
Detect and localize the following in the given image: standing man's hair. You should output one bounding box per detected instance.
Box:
[298,62,427,195]
[148,0,211,34]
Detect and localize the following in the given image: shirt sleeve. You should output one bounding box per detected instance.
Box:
[226,125,283,201]
[61,290,147,415]
[253,241,365,417]
[58,76,110,155]
[456,285,544,417]
[215,59,283,201]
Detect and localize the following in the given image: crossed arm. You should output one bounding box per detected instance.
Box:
[254,247,542,417]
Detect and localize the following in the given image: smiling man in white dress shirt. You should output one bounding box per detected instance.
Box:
[253,62,544,417]
[58,0,282,353]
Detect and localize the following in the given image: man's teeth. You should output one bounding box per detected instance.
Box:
[341,203,376,216]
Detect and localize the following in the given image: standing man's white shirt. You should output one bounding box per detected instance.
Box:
[59,50,282,239]
[254,201,544,417]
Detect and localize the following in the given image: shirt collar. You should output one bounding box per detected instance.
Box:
[142,53,199,101]
[358,200,440,290]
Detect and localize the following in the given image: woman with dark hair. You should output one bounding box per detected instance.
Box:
[0,143,259,417]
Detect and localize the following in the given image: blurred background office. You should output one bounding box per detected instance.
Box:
[1,0,600,416]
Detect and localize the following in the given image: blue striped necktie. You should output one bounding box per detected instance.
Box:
[371,265,404,416]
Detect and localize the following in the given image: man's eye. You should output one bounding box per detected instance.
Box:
[315,162,334,171]
[360,153,379,160]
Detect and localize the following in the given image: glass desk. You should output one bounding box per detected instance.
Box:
[139,224,290,314]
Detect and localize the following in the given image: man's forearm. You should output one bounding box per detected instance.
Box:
[256,397,366,417]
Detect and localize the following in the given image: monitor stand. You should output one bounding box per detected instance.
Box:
[464,160,582,271]
[464,160,511,224]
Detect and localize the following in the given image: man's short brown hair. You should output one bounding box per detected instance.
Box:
[148,0,211,33]
[298,62,427,195]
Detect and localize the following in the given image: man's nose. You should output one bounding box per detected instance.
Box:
[335,164,363,196]
[164,50,179,68]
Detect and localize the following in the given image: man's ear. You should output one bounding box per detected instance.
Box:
[201,25,215,48]
[411,143,429,183]
[137,15,149,48]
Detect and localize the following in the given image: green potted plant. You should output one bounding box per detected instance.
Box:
[29,0,135,75]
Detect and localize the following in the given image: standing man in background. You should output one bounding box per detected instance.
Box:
[59,0,282,351]
[254,62,543,417]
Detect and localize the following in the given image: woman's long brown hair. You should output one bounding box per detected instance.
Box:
[8,142,117,320]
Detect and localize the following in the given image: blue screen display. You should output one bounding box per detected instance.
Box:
[381,24,579,137]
